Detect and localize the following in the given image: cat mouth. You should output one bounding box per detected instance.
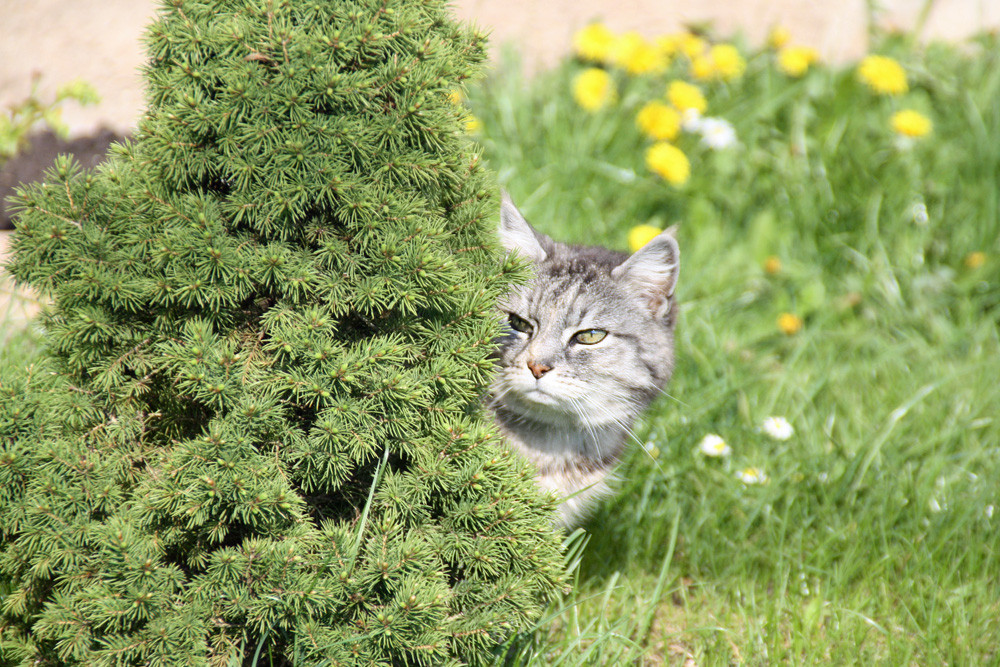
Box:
[511,387,575,415]
[495,374,579,418]
[522,388,558,404]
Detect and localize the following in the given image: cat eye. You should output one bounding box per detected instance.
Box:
[508,313,534,335]
[573,329,608,345]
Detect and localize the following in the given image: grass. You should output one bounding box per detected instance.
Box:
[466,29,1000,666]
[2,26,998,667]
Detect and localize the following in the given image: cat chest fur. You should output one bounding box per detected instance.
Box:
[492,407,627,522]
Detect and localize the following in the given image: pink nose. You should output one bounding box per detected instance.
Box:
[527,361,552,379]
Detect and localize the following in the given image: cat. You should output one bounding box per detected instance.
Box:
[488,192,680,527]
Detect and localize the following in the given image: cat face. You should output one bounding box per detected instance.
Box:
[491,193,679,431]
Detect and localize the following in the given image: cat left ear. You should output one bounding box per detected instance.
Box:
[498,191,550,263]
[611,228,680,318]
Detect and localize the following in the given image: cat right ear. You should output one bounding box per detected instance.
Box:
[499,190,550,263]
[611,228,680,318]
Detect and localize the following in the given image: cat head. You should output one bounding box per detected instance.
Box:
[492,193,679,430]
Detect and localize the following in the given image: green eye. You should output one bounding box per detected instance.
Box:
[508,313,533,334]
[573,329,608,345]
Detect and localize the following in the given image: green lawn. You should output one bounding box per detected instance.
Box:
[468,29,1000,666]
[2,25,998,667]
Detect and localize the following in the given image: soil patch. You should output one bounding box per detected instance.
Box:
[1,128,126,230]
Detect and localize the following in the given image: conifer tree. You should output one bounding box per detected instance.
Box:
[0,1,564,664]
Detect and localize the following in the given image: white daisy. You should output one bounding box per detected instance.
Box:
[761,416,794,441]
[697,433,731,457]
[681,108,704,133]
[736,467,769,485]
[698,117,737,150]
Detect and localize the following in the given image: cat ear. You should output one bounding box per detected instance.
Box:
[498,191,551,263]
[611,227,680,318]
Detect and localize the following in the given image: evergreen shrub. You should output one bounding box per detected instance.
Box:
[0,1,564,664]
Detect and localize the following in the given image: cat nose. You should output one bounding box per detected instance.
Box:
[527,361,552,379]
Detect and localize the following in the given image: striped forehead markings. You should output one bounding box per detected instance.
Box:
[529,278,589,326]
[524,274,626,334]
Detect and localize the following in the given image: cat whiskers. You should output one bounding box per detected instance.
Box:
[486,384,537,427]
[567,393,645,456]
[583,392,669,462]
[587,401,645,450]
[637,379,689,407]
[484,381,514,411]
[566,395,606,460]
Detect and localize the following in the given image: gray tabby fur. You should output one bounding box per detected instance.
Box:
[489,192,680,527]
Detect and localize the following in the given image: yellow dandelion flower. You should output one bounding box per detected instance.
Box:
[655,34,681,58]
[667,80,707,114]
[778,312,803,335]
[768,25,791,50]
[688,45,745,81]
[573,67,615,112]
[690,54,716,81]
[645,142,691,186]
[679,32,707,59]
[464,114,482,134]
[708,44,746,81]
[574,23,616,63]
[891,109,932,138]
[636,101,681,141]
[611,31,667,75]
[777,45,819,77]
[858,55,908,95]
[965,251,986,269]
[764,256,782,275]
[628,224,662,252]
[643,440,661,459]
